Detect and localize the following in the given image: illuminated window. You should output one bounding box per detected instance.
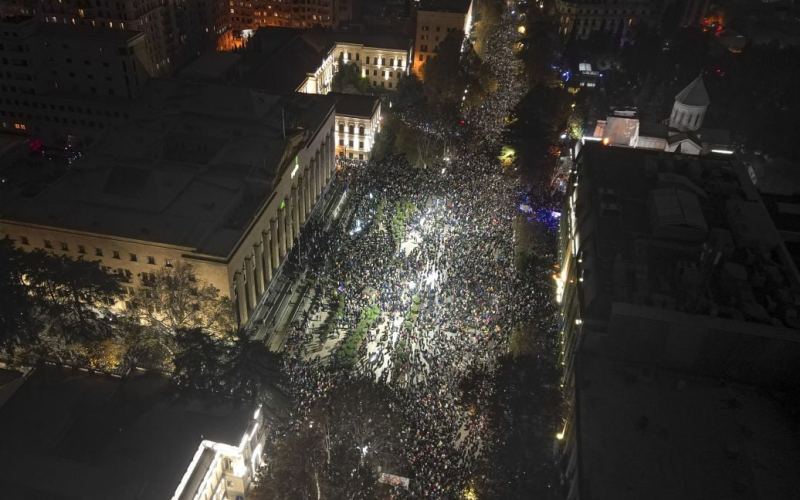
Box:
[165,259,173,268]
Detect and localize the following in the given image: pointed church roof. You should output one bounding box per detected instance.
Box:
[675,75,710,107]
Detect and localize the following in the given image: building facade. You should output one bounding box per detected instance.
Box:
[0,16,148,145]
[230,0,335,34]
[172,407,267,500]
[0,80,337,325]
[37,0,223,76]
[332,34,411,90]
[555,0,659,43]
[414,0,473,75]
[329,92,382,160]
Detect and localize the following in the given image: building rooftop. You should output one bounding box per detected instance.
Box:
[177,51,242,82]
[576,354,800,500]
[0,79,334,258]
[334,30,412,50]
[419,0,472,14]
[573,143,800,330]
[327,92,380,117]
[675,75,710,107]
[0,364,256,500]
[242,27,336,93]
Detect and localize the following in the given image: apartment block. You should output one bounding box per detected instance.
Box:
[414,0,472,75]
[0,16,148,144]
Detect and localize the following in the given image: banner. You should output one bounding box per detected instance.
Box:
[379,473,410,489]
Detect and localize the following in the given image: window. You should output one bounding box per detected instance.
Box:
[147,256,155,265]
[130,253,137,262]
[436,26,440,32]
[60,242,69,251]
[339,138,344,146]
[356,53,360,61]
[165,259,173,268]
[389,82,393,88]
[359,141,364,149]
[373,69,377,76]
[338,123,344,133]
[359,126,364,136]
[95,248,103,256]
[390,58,394,66]
[381,70,386,77]
[381,58,386,65]
[419,54,423,61]
[113,250,120,259]
[398,58,402,66]
[349,125,354,134]
[359,154,364,160]
[347,51,351,60]
[348,139,354,147]
[44,240,52,249]
[365,56,370,64]
[78,245,86,254]
[20,236,29,245]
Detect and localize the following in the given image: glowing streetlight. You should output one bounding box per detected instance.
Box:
[518,25,526,34]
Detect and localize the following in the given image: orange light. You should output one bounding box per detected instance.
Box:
[602,138,610,146]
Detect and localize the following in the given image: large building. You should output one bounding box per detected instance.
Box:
[37,0,223,76]
[0,363,267,500]
[237,26,412,94]
[555,0,660,43]
[414,0,473,75]
[0,16,149,145]
[0,79,337,325]
[555,143,800,499]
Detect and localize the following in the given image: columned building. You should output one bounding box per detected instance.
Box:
[555,0,660,43]
[0,79,337,325]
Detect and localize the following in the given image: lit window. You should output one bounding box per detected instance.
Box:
[165,259,173,268]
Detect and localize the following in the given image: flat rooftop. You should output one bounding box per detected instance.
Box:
[577,354,800,500]
[573,143,800,330]
[0,364,255,500]
[419,0,472,14]
[328,92,380,117]
[0,79,334,258]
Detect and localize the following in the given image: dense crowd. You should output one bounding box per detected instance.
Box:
[267,6,555,498]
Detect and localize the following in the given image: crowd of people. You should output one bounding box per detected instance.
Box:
[265,5,558,498]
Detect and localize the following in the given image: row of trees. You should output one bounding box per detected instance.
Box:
[1,238,283,405]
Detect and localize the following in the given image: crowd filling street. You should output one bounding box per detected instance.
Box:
[263,7,559,498]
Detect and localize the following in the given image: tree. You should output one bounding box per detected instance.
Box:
[422,31,470,106]
[332,54,371,94]
[126,262,236,339]
[172,327,289,413]
[0,238,41,353]
[25,250,120,344]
